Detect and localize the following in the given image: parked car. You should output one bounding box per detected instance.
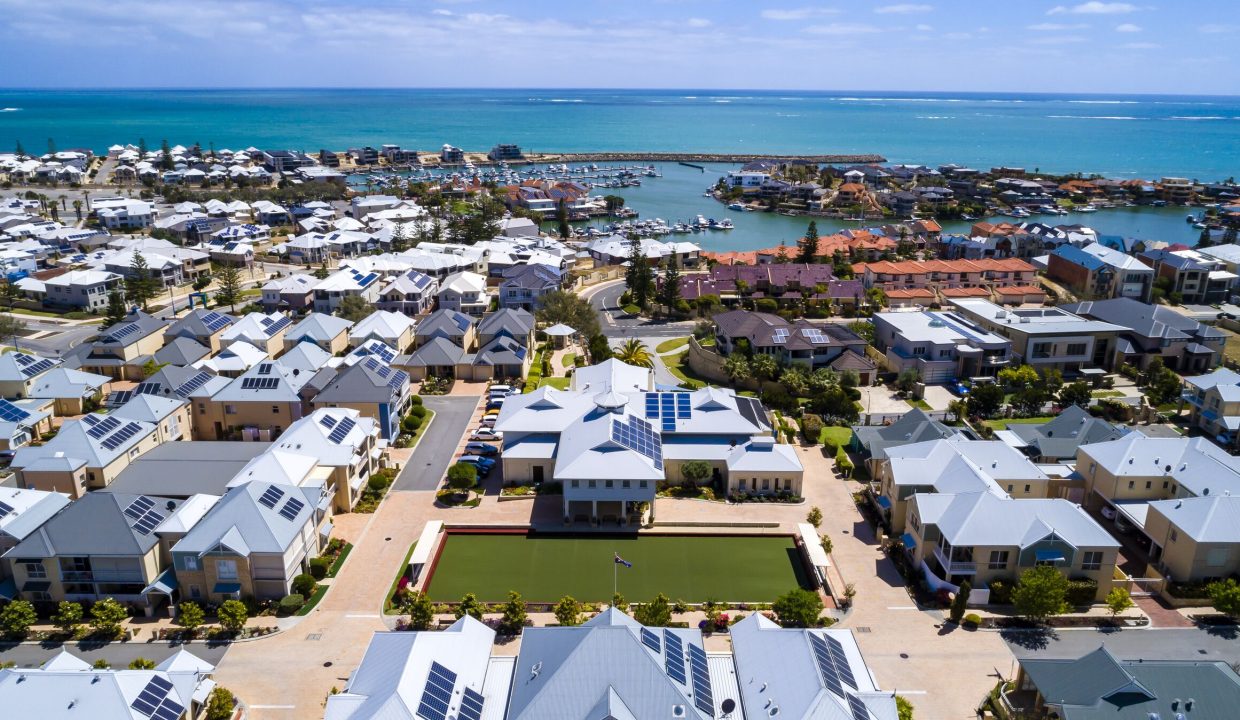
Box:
[457,456,495,475]
[485,400,505,412]
[488,384,513,397]
[470,427,503,441]
[464,442,499,456]
[479,415,497,428]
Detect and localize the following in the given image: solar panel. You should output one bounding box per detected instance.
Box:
[85,415,122,439]
[416,661,458,720]
[264,315,291,336]
[241,377,280,390]
[200,311,232,332]
[641,627,662,653]
[103,323,141,343]
[387,370,409,391]
[847,693,872,720]
[610,415,662,470]
[257,362,273,375]
[130,675,176,719]
[124,496,154,520]
[19,358,55,377]
[278,496,305,521]
[645,394,660,419]
[100,422,143,451]
[0,399,31,422]
[134,382,162,396]
[174,371,213,397]
[0,501,12,520]
[771,328,789,345]
[810,634,844,697]
[688,643,714,715]
[661,415,676,432]
[825,634,857,689]
[132,506,166,536]
[319,414,339,430]
[258,485,285,509]
[664,630,687,685]
[459,688,485,720]
[328,417,356,444]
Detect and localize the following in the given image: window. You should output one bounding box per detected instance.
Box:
[762,478,770,490]
[571,480,579,488]
[18,560,46,579]
[1007,484,1013,492]
[622,480,631,489]
[1163,481,1169,489]
[739,479,747,491]
[1145,481,1152,489]
[190,585,201,599]
[1066,343,1087,356]
[1081,551,1103,571]
[988,551,1009,570]
[183,557,198,571]
[1128,480,1135,490]
[912,347,926,356]
[1207,548,1230,567]
[225,404,237,415]
[589,480,596,488]
[1032,342,1052,359]
[1024,484,1031,493]
[640,481,648,489]
[1089,463,1096,475]
[605,480,613,488]
[272,405,280,414]
[216,559,239,580]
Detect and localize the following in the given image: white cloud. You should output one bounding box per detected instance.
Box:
[686,17,711,28]
[432,9,452,16]
[915,24,933,31]
[760,7,839,21]
[1027,23,1088,31]
[1030,35,1088,45]
[1114,23,1141,32]
[1199,24,1239,34]
[1120,41,1159,49]
[803,22,882,35]
[874,3,931,13]
[1048,2,1136,15]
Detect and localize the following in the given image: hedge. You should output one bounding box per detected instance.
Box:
[1066,578,1098,606]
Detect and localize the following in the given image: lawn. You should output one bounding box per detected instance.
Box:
[663,350,706,389]
[655,336,689,354]
[981,416,1054,431]
[561,353,577,368]
[538,377,571,390]
[1091,390,1124,398]
[426,533,809,603]
[819,426,854,448]
[905,398,932,410]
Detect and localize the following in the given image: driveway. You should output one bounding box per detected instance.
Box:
[921,385,956,411]
[857,386,914,415]
[392,396,480,491]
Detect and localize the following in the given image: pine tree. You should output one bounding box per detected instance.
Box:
[14,140,24,158]
[160,139,174,170]
[1225,224,1238,246]
[47,138,56,155]
[390,225,409,253]
[124,253,158,310]
[105,290,127,326]
[798,220,819,264]
[212,263,243,312]
[659,256,682,316]
[137,138,148,158]
[556,199,571,239]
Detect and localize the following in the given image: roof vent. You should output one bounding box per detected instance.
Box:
[166,500,176,511]
[1187,699,1194,710]
[1204,488,1210,496]
[672,706,686,718]
[1165,465,1171,473]
[1172,699,1181,710]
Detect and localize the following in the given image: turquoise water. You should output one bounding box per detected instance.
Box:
[2,89,1239,179]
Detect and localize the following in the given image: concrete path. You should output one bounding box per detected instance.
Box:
[1134,594,1195,628]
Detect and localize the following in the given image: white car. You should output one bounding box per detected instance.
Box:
[470,427,503,442]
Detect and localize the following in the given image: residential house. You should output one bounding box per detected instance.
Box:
[851,408,970,477]
[262,273,317,312]
[1047,243,1154,302]
[1144,494,1240,583]
[163,309,236,354]
[271,408,381,511]
[284,312,353,355]
[0,398,54,453]
[412,309,475,350]
[95,200,154,230]
[948,298,1124,373]
[498,264,560,311]
[856,258,1039,293]
[376,270,438,315]
[219,312,292,357]
[873,310,1012,383]
[0,487,70,580]
[348,310,416,353]
[71,310,168,381]
[41,270,123,311]
[1002,405,1127,463]
[197,358,333,441]
[27,367,109,415]
[113,393,192,443]
[712,310,876,381]
[1139,247,1238,305]
[312,267,382,314]
[495,360,795,523]
[905,491,1119,599]
[312,359,411,440]
[438,271,491,316]
[1062,297,1226,373]
[0,351,61,401]
[11,413,161,497]
[1182,367,1240,448]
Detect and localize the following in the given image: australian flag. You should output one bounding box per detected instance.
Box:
[614,553,633,568]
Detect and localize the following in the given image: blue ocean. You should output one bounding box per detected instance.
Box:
[1,88,1238,180]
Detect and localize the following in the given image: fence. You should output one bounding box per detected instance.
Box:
[857,410,952,425]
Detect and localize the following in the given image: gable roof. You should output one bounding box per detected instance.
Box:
[477,308,535,340]
[313,358,409,404]
[0,351,61,382]
[415,309,474,341]
[1007,405,1127,460]
[405,336,465,367]
[853,408,964,462]
[173,479,319,556]
[12,413,157,470]
[287,312,353,343]
[349,310,415,344]
[153,336,210,366]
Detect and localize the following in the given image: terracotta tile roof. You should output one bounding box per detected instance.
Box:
[940,287,991,297]
[994,284,1047,295]
[886,288,935,299]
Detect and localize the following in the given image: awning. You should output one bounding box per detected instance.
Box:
[902,533,917,549]
[993,429,1030,449]
[875,495,892,509]
[0,577,16,600]
[409,520,445,568]
[1079,368,1106,376]
[1035,549,1066,563]
[797,523,830,568]
[22,581,50,592]
[142,568,178,596]
[319,520,334,539]
[212,582,242,595]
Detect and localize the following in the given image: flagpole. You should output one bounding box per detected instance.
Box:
[613,549,618,599]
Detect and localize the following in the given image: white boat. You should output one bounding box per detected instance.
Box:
[1076,204,1098,213]
[694,214,710,229]
[717,218,735,229]
[728,202,745,211]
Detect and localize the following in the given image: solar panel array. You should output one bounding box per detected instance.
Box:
[84,414,122,439]
[771,328,790,345]
[358,341,396,363]
[257,363,274,375]
[645,392,694,432]
[241,377,280,390]
[124,496,166,536]
[260,315,292,336]
[809,633,856,699]
[134,382,163,396]
[327,416,356,444]
[102,323,141,344]
[641,627,662,654]
[610,415,662,470]
[363,357,409,391]
[0,500,14,520]
[174,371,213,397]
[200,311,233,333]
[0,399,31,422]
[278,496,305,521]
[129,675,184,720]
[101,422,143,451]
[319,414,339,431]
[13,353,55,377]
[801,328,830,344]
[258,485,285,509]
[416,661,458,720]
[664,630,687,685]
[105,390,133,408]
[825,634,857,689]
[847,693,873,720]
[688,643,714,715]
[459,687,485,720]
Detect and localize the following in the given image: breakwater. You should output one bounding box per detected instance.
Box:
[554,152,886,164]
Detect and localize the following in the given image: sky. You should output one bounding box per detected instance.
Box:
[1,0,1238,94]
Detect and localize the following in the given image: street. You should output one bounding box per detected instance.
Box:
[580,279,695,338]
[392,396,479,491]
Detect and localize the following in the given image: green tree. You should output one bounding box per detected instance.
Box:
[998,364,1038,388]
[138,137,148,158]
[447,462,478,491]
[104,289,128,326]
[1011,386,1048,417]
[614,338,653,368]
[1144,362,1185,407]
[90,597,129,637]
[211,262,243,312]
[625,238,655,308]
[390,224,410,253]
[1012,566,1070,622]
[797,220,819,265]
[178,602,205,635]
[681,460,712,485]
[809,385,860,425]
[895,368,921,395]
[724,353,750,383]
[587,333,613,362]
[966,382,1005,419]
[659,257,682,316]
[553,595,583,626]
[13,140,24,158]
[0,600,37,638]
[159,138,174,170]
[499,591,528,634]
[772,588,824,628]
[205,687,237,720]
[633,593,672,627]
[896,695,915,720]
[404,590,435,630]
[93,659,111,669]
[0,314,27,351]
[1207,578,1240,618]
[949,580,971,624]
[52,601,83,634]
[1058,381,1092,408]
[0,277,20,309]
[129,658,157,670]
[337,294,374,323]
[535,290,601,340]
[218,599,249,633]
[1106,587,1134,617]
[293,573,318,597]
[555,199,571,239]
[124,252,159,310]
[611,593,628,612]
[807,506,823,528]
[846,320,874,344]
[455,593,485,620]
[750,353,778,381]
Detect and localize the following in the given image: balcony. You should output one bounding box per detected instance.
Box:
[61,570,145,583]
[933,545,978,575]
[1181,391,1205,408]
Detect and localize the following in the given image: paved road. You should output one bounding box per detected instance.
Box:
[393,396,479,491]
[0,638,230,669]
[1003,626,1240,662]
[581,280,695,339]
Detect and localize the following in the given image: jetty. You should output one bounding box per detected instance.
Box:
[557,152,886,164]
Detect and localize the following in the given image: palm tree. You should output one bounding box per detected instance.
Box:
[614,339,653,368]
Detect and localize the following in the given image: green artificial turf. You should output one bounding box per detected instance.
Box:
[426,533,809,603]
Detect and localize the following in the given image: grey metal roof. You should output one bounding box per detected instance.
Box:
[852,408,963,462]
[172,479,318,556]
[103,441,272,498]
[406,336,465,367]
[153,337,210,366]
[12,413,157,470]
[1006,405,1127,461]
[96,310,167,347]
[163,309,236,340]
[1063,297,1201,341]
[499,263,560,290]
[415,309,473,340]
[314,360,407,404]
[0,351,62,382]
[287,312,354,343]
[477,308,535,340]
[473,336,527,367]
[27,367,109,400]
[278,341,333,373]
[915,491,1119,549]
[9,491,182,558]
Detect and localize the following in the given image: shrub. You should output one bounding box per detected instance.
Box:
[1208,578,1240,618]
[801,413,824,443]
[0,600,37,639]
[408,404,427,418]
[499,591,527,635]
[93,659,111,669]
[404,591,435,630]
[205,687,237,720]
[309,557,331,580]
[1106,587,1134,617]
[456,593,485,620]
[949,581,972,623]
[279,594,305,614]
[1013,566,1069,621]
[807,506,823,528]
[963,613,982,627]
[1065,578,1099,607]
[771,588,824,628]
[90,598,129,637]
[553,595,582,626]
[447,462,478,490]
[292,573,318,597]
[410,395,423,406]
[129,658,156,670]
[178,602,205,634]
[402,415,422,433]
[52,601,83,634]
[988,579,1013,605]
[218,600,249,633]
[633,593,673,627]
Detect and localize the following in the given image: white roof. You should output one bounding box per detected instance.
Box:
[349,310,415,343]
[914,491,1119,549]
[441,271,488,294]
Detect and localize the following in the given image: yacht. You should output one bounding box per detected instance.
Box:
[717,218,735,229]
[727,202,745,211]
[1076,204,1098,213]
